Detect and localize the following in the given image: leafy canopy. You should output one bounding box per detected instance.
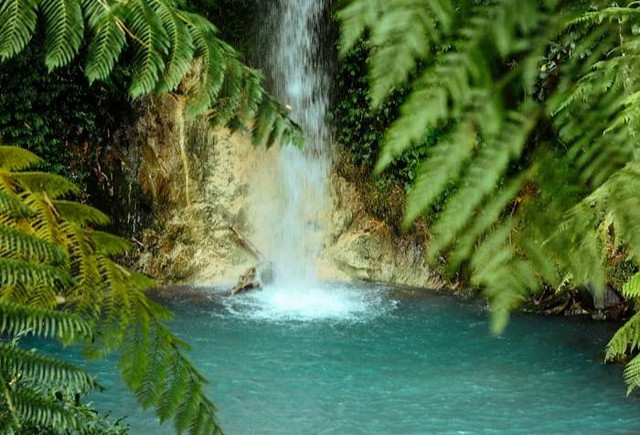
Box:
[0,145,221,433]
[0,0,301,147]
[339,0,640,392]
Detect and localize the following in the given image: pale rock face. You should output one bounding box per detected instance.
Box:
[132,95,440,290]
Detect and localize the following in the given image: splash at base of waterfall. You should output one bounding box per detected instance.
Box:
[219,283,395,322]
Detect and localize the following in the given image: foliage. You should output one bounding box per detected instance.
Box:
[338,0,640,392]
[0,0,301,147]
[0,40,129,184]
[184,0,262,54]
[331,39,443,230]
[0,324,128,434]
[0,145,221,433]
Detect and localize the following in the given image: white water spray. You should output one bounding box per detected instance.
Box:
[229,1,399,320]
[249,0,331,286]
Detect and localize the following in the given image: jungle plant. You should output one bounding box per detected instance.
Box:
[338,0,640,392]
[0,145,220,433]
[0,0,301,147]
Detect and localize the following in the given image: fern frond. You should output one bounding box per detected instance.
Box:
[448,174,525,271]
[123,0,169,99]
[11,172,80,198]
[0,190,31,217]
[0,342,97,392]
[120,319,221,434]
[83,0,127,83]
[89,230,131,256]
[375,57,474,172]
[185,12,225,117]
[404,123,476,225]
[0,302,91,344]
[41,0,85,70]
[209,59,244,128]
[429,109,537,257]
[0,258,72,289]
[623,272,640,300]
[337,0,380,56]
[0,0,38,62]
[368,0,454,106]
[0,146,42,171]
[0,223,66,265]
[624,354,640,395]
[151,0,194,93]
[8,388,78,431]
[52,200,110,226]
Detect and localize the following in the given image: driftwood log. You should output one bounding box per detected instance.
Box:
[229,266,262,295]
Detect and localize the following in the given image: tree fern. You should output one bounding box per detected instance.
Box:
[124,0,170,99]
[83,0,127,83]
[151,0,194,93]
[41,0,85,70]
[339,0,640,392]
[185,11,226,117]
[0,0,302,147]
[0,145,222,432]
[0,0,38,62]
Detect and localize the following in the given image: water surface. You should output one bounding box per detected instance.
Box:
[64,285,640,434]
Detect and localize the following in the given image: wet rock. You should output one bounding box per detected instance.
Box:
[229,266,262,295]
[129,93,442,290]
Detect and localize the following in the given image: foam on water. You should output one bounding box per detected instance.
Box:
[220,283,395,322]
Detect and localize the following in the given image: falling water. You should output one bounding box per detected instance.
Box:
[249,0,332,286]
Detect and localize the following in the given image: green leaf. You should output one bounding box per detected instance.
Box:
[0,146,43,171]
[83,0,127,83]
[0,0,38,62]
[41,0,85,70]
[152,1,194,93]
[123,0,170,99]
[53,200,110,226]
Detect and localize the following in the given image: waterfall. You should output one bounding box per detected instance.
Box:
[248,0,332,286]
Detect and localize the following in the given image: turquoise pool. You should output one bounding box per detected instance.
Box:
[57,284,640,433]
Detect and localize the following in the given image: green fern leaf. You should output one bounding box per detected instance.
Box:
[369,0,453,106]
[0,190,32,217]
[0,342,97,391]
[375,60,471,172]
[404,123,476,226]
[52,200,110,226]
[624,354,640,395]
[83,0,127,83]
[448,175,525,271]
[185,12,226,116]
[0,146,43,171]
[0,302,91,344]
[0,223,66,265]
[0,258,73,289]
[9,388,78,431]
[337,0,381,56]
[0,0,38,62]
[41,0,85,70]
[151,0,194,93]
[430,110,537,256]
[89,230,132,256]
[123,0,170,99]
[11,172,80,198]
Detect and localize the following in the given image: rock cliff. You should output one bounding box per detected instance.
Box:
[128,95,441,289]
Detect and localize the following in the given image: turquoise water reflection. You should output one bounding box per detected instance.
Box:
[61,287,640,434]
